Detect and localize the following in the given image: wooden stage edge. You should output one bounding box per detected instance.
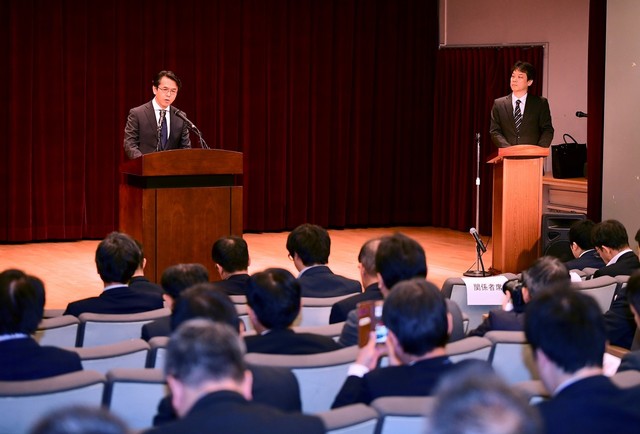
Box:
[0,226,493,310]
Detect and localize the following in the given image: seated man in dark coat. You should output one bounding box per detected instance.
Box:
[286,223,361,298]
[0,269,82,381]
[210,236,251,296]
[64,231,164,317]
[526,285,640,434]
[128,240,163,296]
[564,219,605,271]
[145,320,324,434]
[332,279,485,408]
[245,268,341,354]
[617,270,640,372]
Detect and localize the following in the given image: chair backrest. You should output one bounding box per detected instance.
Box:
[316,403,379,434]
[77,308,170,347]
[235,304,254,332]
[570,275,618,313]
[0,370,106,434]
[229,294,248,304]
[71,339,150,374]
[104,368,167,431]
[294,295,355,327]
[581,267,599,278]
[34,315,80,347]
[485,331,538,384]
[292,322,345,342]
[147,336,170,369]
[445,336,493,363]
[370,396,435,434]
[611,369,640,388]
[245,345,359,413]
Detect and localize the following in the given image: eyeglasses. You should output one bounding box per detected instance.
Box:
[156,87,178,95]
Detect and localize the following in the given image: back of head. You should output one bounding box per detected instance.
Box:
[211,236,249,273]
[358,238,381,277]
[375,233,427,289]
[592,219,629,250]
[568,219,596,250]
[0,270,45,335]
[286,223,330,266]
[246,268,300,329]
[626,270,640,315]
[166,319,246,387]
[95,232,141,284]
[382,279,447,356]
[522,256,570,298]
[170,282,240,332]
[430,363,542,434]
[161,263,210,300]
[512,60,536,81]
[525,285,605,373]
[30,405,129,434]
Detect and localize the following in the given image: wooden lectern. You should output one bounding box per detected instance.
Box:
[119,149,243,282]
[488,145,549,274]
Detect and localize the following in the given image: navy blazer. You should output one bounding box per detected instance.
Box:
[564,249,605,271]
[244,328,341,355]
[0,337,83,381]
[210,274,251,296]
[593,251,640,278]
[123,102,191,159]
[467,308,525,337]
[298,265,361,298]
[64,285,164,317]
[329,283,382,324]
[489,93,554,148]
[141,316,171,341]
[538,375,640,434]
[145,390,324,434]
[129,276,164,296]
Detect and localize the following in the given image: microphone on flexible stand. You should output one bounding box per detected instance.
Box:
[469,227,487,253]
[464,227,489,277]
[175,110,210,149]
[575,111,588,118]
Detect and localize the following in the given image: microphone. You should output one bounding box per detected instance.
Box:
[575,111,588,118]
[175,110,198,130]
[469,228,487,253]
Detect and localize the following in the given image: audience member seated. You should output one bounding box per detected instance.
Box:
[338,232,427,347]
[329,237,382,324]
[525,285,640,434]
[154,283,303,426]
[331,279,487,408]
[592,220,640,348]
[0,269,82,381]
[617,271,640,372]
[429,362,542,434]
[210,236,251,295]
[128,240,163,296]
[144,320,324,434]
[64,232,164,317]
[286,223,361,297]
[244,268,341,354]
[30,405,129,434]
[141,263,210,341]
[468,256,570,337]
[564,219,605,271]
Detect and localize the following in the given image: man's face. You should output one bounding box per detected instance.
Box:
[153,76,179,109]
[510,69,533,96]
[595,246,612,263]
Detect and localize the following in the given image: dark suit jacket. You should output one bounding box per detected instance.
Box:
[298,265,361,298]
[210,274,251,296]
[64,285,164,317]
[489,93,554,148]
[467,308,525,337]
[244,328,341,355]
[329,283,382,324]
[332,356,483,408]
[593,251,640,278]
[142,316,171,341]
[123,102,191,159]
[564,249,605,271]
[145,390,323,434]
[152,364,302,426]
[0,337,83,381]
[129,276,164,296]
[537,375,640,434]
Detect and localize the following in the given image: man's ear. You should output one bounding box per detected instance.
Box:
[446,311,453,336]
[527,79,533,87]
[241,369,253,401]
[167,375,186,417]
[377,273,389,296]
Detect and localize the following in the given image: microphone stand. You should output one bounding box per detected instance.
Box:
[464,243,488,277]
[464,133,490,277]
[190,125,210,149]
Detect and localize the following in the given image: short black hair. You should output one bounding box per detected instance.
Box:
[382,279,447,356]
[521,256,570,298]
[95,232,141,284]
[592,219,629,250]
[512,61,536,81]
[0,270,45,335]
[246,268,301,329]
[286,224,330,266]
[170,283,240,332]
[212,236,249,273]
[161,263,210,300]
[568,219,596,250]
[375,233,427,289]
[153,70,182,90]
[30,405,129,434]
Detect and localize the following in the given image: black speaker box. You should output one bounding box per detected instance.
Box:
[541,213,586,262]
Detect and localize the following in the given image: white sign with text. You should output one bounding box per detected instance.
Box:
[462,275,509,306]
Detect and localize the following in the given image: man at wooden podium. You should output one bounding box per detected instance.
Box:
[123,70,192,159]
[489,61,554,148]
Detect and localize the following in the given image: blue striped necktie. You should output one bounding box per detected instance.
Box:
[514,100,522,134]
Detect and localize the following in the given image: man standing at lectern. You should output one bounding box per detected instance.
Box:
[124,70,191,159]
[490,61,554,148]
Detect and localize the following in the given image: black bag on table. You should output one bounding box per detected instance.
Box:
[551,134,587,179]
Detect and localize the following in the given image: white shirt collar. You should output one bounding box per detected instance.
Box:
[0,333,29,343]
[298,264,324,277]
[607,248,633,266]
[512,93,528,111]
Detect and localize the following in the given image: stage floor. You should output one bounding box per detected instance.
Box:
[0,226,492,309]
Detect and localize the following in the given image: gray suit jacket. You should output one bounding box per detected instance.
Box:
[124,101,191,159]
[490,93,554,148]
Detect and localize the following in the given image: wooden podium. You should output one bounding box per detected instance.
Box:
[119,149,243,282]
[488,145,549,274]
